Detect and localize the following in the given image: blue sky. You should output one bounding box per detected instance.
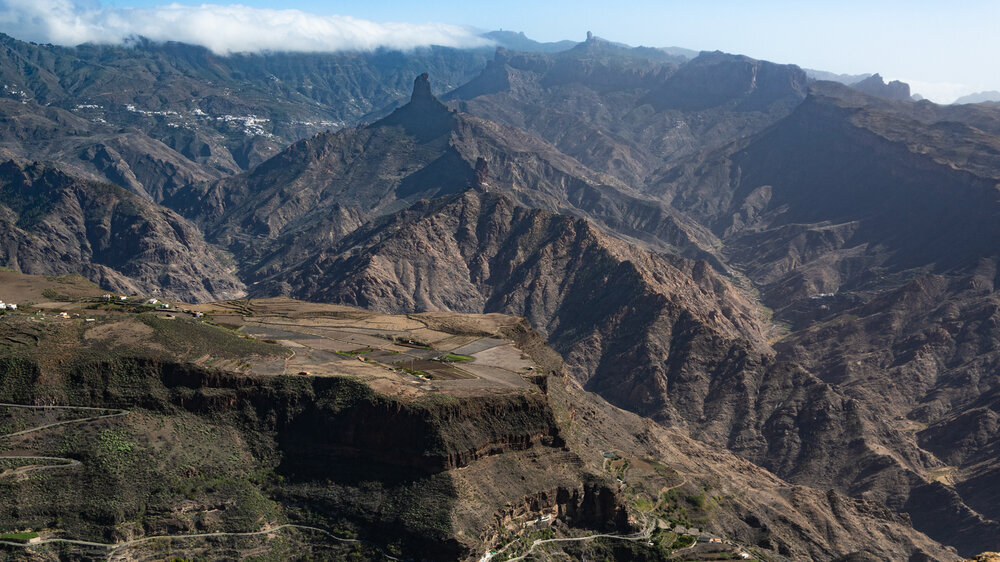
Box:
[4,0,997,102]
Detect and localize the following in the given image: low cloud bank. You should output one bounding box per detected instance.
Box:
[896,77,985,105]
[0,0,492,53]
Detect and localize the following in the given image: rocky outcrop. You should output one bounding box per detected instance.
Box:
[850,73,911,101]
[483,484,629,543]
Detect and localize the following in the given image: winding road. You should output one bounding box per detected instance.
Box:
[0,523,372,551]
[498,520,657,562]
[0,402,130,475]
[0,402,400,560]
[0,523,400,560]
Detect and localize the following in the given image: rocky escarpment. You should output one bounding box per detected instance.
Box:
[0,291,963,560]
[641,50,807,112]
[0,349,605,559]
[0,159,244,302]
[482,484,628,543]
[64,357,562,474]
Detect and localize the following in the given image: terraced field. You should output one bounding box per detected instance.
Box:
[195,298,539,397]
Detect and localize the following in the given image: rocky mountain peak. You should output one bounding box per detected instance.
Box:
[850,73,911,100]
[375,72,455,140]
[405,72,450,115]
[411,72,434,104]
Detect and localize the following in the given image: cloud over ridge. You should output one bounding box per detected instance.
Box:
[0,0,492,54]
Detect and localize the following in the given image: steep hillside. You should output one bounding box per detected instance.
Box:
[647,81,1000,554]
[172,73,721,271]
[652,82,1000,309]
[0,160,244,302]
[445,43,807,188]
[251,189,767,412]
[0,98,233,203]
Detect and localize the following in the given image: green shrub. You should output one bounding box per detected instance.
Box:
[0,531,39,542]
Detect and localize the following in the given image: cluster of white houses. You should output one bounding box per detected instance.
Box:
[0,300,17,310]
[101,294,201,316]
[101,294,169,308]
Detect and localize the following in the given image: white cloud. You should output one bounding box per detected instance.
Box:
[0,0,493,54]
[893,77,984,105]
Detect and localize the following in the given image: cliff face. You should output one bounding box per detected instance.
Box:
[0,159,244,302]
[0,328,630,560]
[71,359,562,474]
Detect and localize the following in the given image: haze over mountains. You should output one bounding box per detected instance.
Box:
[0,27,999,560]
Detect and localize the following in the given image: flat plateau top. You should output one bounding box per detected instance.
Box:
[189,298,541,399]
[0,276,544,400]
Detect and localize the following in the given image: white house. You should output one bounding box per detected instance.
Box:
[7,304,16,310]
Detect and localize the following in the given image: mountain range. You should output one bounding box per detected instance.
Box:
[1,29,999,560]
